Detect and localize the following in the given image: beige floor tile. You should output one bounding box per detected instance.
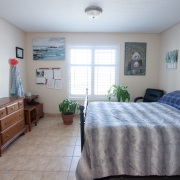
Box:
[40,136,61,145]
[58,136,77,146]
[47,129,64,137]
[13,144,39,156]
[33,144,57,156]
[73,146,81,157]
[61,130,78,137]
[76,137,81,145]
[22,156,51,171]
[30,129,50,137]
[3,142,18,156]
[0,171,19,180]
[14,171,43,180]
[46,157,72,171]
[51,123,66,130]
[19,136,44,145]
[0,155,9,167]
[68,172,76,180]
[41,171,68,180]
[53,146,75,156]
[0,155,30,170]
[70,157,80,172]
[0,116,83,179]
[34,123,54,130]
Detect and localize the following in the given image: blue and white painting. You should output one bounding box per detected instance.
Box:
[33,38,65,60]
[166,50,178,69]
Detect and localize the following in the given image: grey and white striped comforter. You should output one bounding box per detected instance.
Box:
[76,102,180,180]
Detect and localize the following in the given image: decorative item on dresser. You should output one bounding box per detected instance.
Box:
[24,95,44,131]
[0,97,26,156]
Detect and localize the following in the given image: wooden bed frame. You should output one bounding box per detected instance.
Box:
[79,89,180,180]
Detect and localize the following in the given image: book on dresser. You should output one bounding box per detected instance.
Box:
[0,97,26,156]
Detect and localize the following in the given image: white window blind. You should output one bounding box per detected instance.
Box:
[69,46,118,99]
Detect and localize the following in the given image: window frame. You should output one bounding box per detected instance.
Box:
[67,45,120,100]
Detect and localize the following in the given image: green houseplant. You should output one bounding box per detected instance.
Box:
[59,99,79,125]
[107,85,130,102]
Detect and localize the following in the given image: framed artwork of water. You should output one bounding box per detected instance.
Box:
[33,38,65,60]
[166,50,178,69]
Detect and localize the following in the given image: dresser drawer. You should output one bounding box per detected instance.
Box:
[1,119,25,144]
[7,102,19,114]
[36,103,43,116]
[0,107,6,118]
[18,100,24,109]
[0,109,24,131]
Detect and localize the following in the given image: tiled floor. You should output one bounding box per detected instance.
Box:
[0,116,81,180]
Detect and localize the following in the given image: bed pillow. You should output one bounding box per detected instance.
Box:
[158,90,180,110]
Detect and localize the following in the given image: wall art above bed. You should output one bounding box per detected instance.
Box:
[166,50,178,69]
[33,38,65,60]
[124,42,146,76]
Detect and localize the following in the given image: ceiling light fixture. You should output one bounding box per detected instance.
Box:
[85,6,103,19]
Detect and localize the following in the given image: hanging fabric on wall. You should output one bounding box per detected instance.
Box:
[10,59,24,97]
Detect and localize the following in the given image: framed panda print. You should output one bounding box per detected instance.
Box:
[124,42,146,75]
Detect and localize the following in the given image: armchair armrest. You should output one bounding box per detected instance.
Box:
[134,97,144,102]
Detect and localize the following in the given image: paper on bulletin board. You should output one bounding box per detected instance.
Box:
[36,69,46,84]
[54,69,61,79]
[55,80,62,89]
[44,70,53,79]
[36,77,46,84]
[47,79,55,89]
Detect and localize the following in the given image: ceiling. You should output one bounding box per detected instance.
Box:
[0,0,180,33]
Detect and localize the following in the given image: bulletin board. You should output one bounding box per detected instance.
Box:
[36,68,62,89]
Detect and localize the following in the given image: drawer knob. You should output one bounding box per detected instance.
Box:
[20,124,23,127]
[1,112,3,114]
[6,134,10,137]
[5,121,9,125]
[11,106,15,110]
[19,113,22,116]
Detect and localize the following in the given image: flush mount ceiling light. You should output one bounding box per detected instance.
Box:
[85,6,103,19]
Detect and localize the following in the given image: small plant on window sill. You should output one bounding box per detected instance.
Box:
[59,99,79,125]
[107,85,130,102]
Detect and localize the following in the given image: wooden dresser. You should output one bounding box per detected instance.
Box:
[0,97,26,156]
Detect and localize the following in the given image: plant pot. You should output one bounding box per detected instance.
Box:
[61,113,74,125]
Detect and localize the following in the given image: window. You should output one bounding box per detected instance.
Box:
[68,46,119,99]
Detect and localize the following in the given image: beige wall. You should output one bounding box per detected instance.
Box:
[0,17,27,97]
[26,33,160,113]
[159,23,180,93]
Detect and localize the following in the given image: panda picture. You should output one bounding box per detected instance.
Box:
[127,52,143,72]
[124,42,146,75]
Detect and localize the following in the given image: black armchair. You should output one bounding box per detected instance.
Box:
[134,88,164,102]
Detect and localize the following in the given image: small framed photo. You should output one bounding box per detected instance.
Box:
[16,47,23,59]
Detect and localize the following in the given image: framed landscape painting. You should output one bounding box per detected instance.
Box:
[33,38,65,60]
[124,42,146,75]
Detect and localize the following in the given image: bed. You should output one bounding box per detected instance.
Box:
[76,90,180,180]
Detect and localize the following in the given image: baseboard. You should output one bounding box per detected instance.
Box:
[44,113,79,117]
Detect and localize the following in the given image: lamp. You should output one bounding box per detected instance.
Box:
[85,6,103,19]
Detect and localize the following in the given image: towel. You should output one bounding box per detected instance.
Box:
[11,66,24,97]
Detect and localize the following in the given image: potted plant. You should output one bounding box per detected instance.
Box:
[59,99,79,125]
[107,85,130,102]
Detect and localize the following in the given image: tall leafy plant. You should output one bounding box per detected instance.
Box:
[59,99,79,115]
[107,85,130,102]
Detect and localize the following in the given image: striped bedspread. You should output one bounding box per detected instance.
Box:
[76,102,180,180]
